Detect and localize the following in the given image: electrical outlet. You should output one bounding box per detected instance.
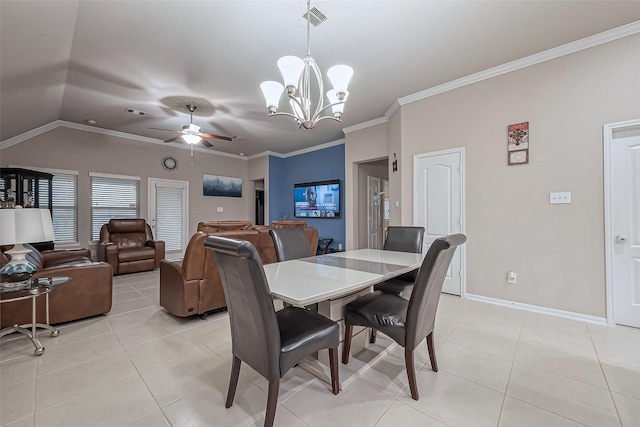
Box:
[508,271,517,284]
[550,192,571,204]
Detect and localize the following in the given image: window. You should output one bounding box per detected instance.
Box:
[90,173,140,240]
[38,173,78,243]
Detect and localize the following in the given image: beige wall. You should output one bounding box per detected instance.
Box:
[347,33,640,318]
[344,122,388,249]
[1,126,251,247]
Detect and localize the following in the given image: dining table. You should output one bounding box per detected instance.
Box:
[263,248,423,388]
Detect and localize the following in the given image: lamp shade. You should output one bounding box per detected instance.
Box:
[277,56,305,90]
[327,65,353,94]
[260,81,285,109]
[0,207,55,245]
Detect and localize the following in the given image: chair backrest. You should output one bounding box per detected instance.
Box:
[269,228,312,262]
[405,233,466,350]
[100,218,153,248]
[204,235,281,381]
[383,226,425,253]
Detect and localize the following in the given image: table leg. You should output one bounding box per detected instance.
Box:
[31,295,45,356]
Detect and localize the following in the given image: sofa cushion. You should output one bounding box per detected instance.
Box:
[197,220,253,233]
[108,218,146,233]
[110,233,146,249]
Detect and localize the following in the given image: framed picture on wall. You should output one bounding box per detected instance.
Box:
[203,174,242,197]
[507,122,529,165]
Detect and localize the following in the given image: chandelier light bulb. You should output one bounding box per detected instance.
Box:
[260,81,285,113]
[327,65,353,94]
[277,56,305,94]
[327,89,348,118]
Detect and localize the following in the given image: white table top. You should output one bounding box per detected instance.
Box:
[263,249,422,306]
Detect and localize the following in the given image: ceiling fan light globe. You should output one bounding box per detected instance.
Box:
[182,134,201,144]
[260,81,284,110]
[277,56,304,90]
[327,64,353,93]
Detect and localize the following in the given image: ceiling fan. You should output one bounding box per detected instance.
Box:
[158,104,233,147]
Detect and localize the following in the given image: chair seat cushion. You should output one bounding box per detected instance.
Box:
[345,291,408,346]
[118,246,155,263]
[277,306,339,375]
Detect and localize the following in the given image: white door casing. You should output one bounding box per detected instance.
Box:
[148,178,189,259]
[367,176,381,249]
[604,119,640,328]
[414,148,465,296]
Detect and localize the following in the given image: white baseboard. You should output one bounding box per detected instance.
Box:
[465,293,607,325]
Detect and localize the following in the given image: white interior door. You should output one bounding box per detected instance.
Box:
[367,176,381,249]
[148,178,189,259]
[414,148,465,295]
[610,133,640,328]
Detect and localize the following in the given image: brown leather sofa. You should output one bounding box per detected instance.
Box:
[197,220,253,233]
[159,221,318,317]
[1,244,113,327]
[98,218,165,275]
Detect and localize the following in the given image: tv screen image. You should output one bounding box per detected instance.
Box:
[294,180,340,218]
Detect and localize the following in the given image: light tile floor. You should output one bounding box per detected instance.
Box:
[1,270,640,427]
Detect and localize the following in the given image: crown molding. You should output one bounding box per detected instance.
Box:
[346,20,640,134]
[280,138,344,158]
[1,120,247,160]
[342,116,388,134]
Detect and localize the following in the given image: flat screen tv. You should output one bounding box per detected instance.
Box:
[294,179,340,218]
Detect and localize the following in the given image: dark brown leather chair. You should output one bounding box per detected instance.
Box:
[1,244,113,327]
[342,233,466,401]
[374,226,425,296]
[205,236,340,427]
[98,218,165,275]
[269,228,313,261]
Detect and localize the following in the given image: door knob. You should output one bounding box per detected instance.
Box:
[616,234,628,243]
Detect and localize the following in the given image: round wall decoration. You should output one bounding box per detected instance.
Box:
[162,156,178,171]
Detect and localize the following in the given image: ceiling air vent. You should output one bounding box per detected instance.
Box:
[125,107,147,116]
[303,7,327,27]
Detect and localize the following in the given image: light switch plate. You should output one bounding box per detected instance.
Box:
[217,207,224,212]
[550,192,571,204]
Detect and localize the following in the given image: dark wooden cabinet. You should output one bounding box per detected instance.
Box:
[0,168,53,210]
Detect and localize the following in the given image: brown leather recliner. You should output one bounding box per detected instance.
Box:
[159,225,318,317]
[1,244,113,327]
[98,218,165,275]
[197,220,253,233]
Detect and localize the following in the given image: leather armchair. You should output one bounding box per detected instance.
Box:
[98,218,165,275]
[1,244,113,327]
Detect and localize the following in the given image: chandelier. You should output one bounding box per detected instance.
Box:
[260,0,353,130]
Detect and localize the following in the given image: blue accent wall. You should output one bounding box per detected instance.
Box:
[269,144,345,250]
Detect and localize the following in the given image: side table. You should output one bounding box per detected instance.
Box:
[0,276,69,356]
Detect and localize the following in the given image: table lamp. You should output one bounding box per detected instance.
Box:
[0,206,55,286]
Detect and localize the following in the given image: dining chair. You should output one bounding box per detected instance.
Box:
[342,233,466,401]
[205,235,340,427]
[370,226,425,343]
[374,226,425,295]
[269,227,312,261]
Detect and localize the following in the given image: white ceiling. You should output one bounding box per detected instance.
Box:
[2,1,640,157]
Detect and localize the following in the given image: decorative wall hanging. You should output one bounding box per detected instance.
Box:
[203,174,243,197]
[507,122,529,165]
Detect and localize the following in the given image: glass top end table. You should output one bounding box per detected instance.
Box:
[0,276,70,356]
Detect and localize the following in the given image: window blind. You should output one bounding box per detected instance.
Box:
[155,186,183,252]
[38,173,78,243]
[91,175,140,240]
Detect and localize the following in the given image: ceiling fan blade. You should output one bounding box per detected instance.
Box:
[201,132,233,142]
[150,127,181,132]
[200,139,214,148]
[164,136,183,143]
